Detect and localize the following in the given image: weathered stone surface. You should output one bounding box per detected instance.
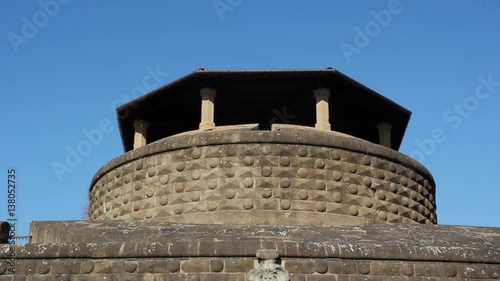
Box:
[87,127,436,226]
[20,221,500,265]
[92,260,123,274]
[256,250,279,260]
[285,260,314,274]
[50,261,80,274]
[5,72,499,280]
[2,221,497,279]
[224,259,254,272]
[138,260,169,273]
[181,259,209,272]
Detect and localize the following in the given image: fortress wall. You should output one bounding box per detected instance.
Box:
[88,127,436,225]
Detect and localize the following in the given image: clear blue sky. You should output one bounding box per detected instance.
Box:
[1,1,499,235]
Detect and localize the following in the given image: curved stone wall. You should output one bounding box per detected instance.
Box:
[88,126,437,225]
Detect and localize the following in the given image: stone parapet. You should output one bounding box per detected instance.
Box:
[1,221,499,280]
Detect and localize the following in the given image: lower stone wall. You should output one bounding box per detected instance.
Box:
[2,221,499,281]
[2,257,499,280]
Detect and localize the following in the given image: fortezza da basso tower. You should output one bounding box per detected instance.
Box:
[2,68,499,280]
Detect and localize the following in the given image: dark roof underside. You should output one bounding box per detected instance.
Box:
[117,69,411,151]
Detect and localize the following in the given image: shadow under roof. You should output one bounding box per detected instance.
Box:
[116,68,411,152]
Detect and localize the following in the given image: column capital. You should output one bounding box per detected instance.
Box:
[377,122,392,130]
[314,88,330,100]
[200,87,216,99]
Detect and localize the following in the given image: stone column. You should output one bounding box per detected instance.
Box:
[199,87,216,130]
[377,122,392,148]
[314,88,331,130]
[133,120,149,149]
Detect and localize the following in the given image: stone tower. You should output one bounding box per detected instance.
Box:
[2,68,499,280]
[88,68,437,226]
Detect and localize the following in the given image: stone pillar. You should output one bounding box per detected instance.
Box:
[199,87,216,130]
[314,88,331,130]
[133,120,149,149]
[377,122,392,148]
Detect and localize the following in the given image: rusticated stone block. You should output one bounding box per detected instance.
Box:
[485,265,500,279]
[50,261,81,274]
[164,273,188,281]
[106,241,136,258]
[26,276,60,281]
[121,273,163,281]
[88,128,437,226]
[187,275,201,281]
[93,260,123,273]
[225,273,246,281]
[289,275,306,281]
[315,261,328,274]
[138,260,169,273]
[214,241,234,256]
[334,274,350,281]
[224,241,247,257]
[285,260,314,274]
[306,276,337,281]
[36,260,51,274]
[349,275,383,281]
[124,261,138,273]
[0,257,11,272]
[181,259,210,272]
[210,260,224,272]
[12,260,33,275]
[169,241,193,257]
[370,261,401,276]
[341,261,358,274]
[167,261,181,273]
[198,241,216,256]
[68,243,93,258]
[401,263,414,277]
[414,262,446,277]
[328,260,357,274]
[80,261,94,274]
[357,262,370,275]
[456,264,487,279]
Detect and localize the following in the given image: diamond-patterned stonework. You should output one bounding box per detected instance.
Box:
[88,128,437,225]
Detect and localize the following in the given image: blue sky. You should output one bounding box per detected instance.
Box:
[1,1,499,235]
